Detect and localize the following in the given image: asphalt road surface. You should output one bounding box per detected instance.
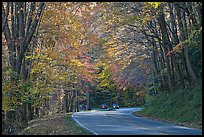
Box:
[72,108,202,135]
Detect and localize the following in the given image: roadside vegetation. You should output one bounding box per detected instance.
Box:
[133,84,202,130]
[19,113,93,135]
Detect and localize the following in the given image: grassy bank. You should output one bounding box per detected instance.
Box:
[19,113,93,135]
[133,85,202,130]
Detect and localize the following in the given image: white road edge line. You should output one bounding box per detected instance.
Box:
[71,113,99,135]
[129,110,169,135]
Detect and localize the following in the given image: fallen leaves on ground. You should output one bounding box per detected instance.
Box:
[18,113,93,135]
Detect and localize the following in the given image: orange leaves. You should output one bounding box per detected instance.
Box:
[166,43,183,56]
[166,50,174,56]
[63,56,70,61]
[35,48,41,53]
[109,65,117,72]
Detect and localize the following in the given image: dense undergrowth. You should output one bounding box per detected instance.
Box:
[134,84,202,130]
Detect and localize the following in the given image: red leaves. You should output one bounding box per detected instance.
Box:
[83,75,93,83]
[84,56,91,60]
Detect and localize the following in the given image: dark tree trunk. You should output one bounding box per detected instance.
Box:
[168,3,185,88]
[185,2,198,27]
[35,107,39,118]
[4,111,16,135]
[21,102,28,126]
[28,103,33,120]
[86,91,91,110]
[175,2,199,84]
[157,8,173,91]
[2,2,46,134]
[64,90,69,113]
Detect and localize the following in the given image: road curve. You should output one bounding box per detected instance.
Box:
[72,108,202,135]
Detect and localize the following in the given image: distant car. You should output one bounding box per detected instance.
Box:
[112,104,119,109]
[100,104,108,109]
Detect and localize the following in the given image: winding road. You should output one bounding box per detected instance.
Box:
[72,108,202,135]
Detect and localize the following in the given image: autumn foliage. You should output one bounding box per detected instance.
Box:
[2,2,202,135]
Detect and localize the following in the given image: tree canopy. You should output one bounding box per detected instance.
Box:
[2,2,202,135]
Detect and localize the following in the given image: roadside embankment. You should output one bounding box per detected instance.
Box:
[133,85,202,130]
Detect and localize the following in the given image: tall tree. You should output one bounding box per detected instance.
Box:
[2,2,46,134]
[174,2,199,84]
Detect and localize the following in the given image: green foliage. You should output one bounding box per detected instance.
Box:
[97,66,114,91]
[2,67,22,111]
[170,26,202,80]
[140,85,202,128]
[188,27,202,77]
[119,87,146,107]
[172,27,202,55]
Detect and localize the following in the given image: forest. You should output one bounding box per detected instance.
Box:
[2,2,202,134]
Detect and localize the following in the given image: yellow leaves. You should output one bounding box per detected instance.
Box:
[49,51,59,59]
[98,72,106,79]
[2,96,10,111]
[142,15,153,24]
[70,59,84,67]
[58,76,66,81]
[172,43,183,52]
[37,62,43,66]
[35,48,42,53]
[137,2,163,25]
[148,2,162,9]
[2,84,12,94]
[2,101,18,111]
[2,90,20,111]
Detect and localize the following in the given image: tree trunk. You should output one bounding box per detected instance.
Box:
[152,19,168,92]
[157,8,173,91]
[168,3,185,88]
[4,110,16,135]
[194,2,202,26]
[68,91,75,112]
[86,91,90,110]
[75,90,79,112]
[21,102,28,126]
[2,3,46,134]
[64,90,69,113]
[157,40,167,92]
[185,2,198,27]
[175,2,199,84]
[28,103,34,120]
[34,107,39,118]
